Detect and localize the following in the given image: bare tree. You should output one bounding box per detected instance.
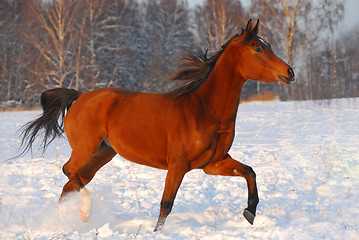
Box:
[339,28,359,97]
[195,0,270,100]
[251,0,344,66]
[0,0,26,105]
[250,0,344,100]
[80,0,142,90]
[310,27,359,99]
[196,0,246,51]
[141,0,194,92]
[2,0,353,105]
[23,0,80,90]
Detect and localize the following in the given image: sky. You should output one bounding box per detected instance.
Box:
[343,0,359,30]
[188,0,359,31]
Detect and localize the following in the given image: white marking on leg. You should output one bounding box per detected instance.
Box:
[79,188,92,222]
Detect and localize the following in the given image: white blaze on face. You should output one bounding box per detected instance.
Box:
[79,188,92,222]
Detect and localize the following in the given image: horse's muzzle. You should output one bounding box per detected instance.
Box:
[278,67,295,84]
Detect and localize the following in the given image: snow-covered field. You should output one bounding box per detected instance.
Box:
[1,99,359,239]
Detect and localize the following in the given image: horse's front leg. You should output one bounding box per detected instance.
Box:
[203,154,259,225]
[154,164,188,232]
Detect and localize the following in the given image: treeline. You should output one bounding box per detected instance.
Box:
[0,0,357,107]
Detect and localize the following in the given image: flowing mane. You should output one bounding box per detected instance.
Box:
[165,34,239,99]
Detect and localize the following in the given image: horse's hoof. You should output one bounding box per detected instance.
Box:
[243,209,255,225]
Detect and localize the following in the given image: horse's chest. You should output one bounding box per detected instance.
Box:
[180,128,234,169]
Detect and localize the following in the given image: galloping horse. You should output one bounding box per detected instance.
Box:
[19,19,295,231]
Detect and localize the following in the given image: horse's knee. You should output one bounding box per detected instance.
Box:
[243,166,256,179]
[232,165,256,179]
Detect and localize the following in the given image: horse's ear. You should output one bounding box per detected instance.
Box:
[245,19,252,34]
[252,19,259,35]
[240,19,257,42]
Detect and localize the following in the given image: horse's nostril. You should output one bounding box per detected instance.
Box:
[287,67,295,79]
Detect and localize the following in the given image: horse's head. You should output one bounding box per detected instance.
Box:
[227,19,295,84]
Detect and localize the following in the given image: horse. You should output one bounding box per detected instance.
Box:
[19,19,295,231]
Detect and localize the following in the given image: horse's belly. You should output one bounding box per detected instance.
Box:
[107,136,169,170]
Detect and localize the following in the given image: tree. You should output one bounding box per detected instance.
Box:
[338,28,359,97]
[23,0,81,91]
[251,0,343,66]
[195,0,275,101]
[0,0,26,104]
[308,27,359,100]
[141,0,194,92]
[196,0,246,51]
[86,0,142,90]
[250,0,344,100]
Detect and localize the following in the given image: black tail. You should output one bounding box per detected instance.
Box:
[18,88,82,156]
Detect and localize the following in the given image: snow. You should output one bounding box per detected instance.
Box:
[1,98,359,239]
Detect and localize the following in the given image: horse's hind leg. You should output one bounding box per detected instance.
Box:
[79,142,116,187]
[60,142,116,199]
[203,154,259,225]
[60,141,116,222]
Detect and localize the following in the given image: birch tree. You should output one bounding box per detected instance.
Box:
[251,0,343,66]
[194,0,266,99]
[196,0,246,51]
[250,0,344,100]
[23,0,80,90]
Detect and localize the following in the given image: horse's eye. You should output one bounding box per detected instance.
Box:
[255,47,262,53]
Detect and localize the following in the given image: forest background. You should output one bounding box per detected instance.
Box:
[0,0,357,107]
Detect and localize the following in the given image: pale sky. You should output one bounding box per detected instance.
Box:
[343,0,359,30]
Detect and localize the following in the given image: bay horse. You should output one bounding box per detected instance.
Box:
[19,19,295,231]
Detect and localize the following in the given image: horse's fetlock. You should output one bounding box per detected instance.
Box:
[160,201,173,216]
[248,195,259,206]
[161,201,173,210]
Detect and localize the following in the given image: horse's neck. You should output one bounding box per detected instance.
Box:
[196,53,246,124]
